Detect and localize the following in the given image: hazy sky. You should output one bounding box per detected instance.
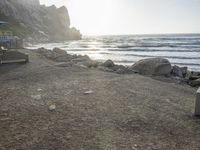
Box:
[40,0,200,35]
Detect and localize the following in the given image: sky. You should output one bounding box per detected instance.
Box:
[40,0,200,35]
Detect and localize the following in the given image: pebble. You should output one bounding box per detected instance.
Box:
[49,104,56,111]
[31,95,42,100]
[84,90,94,95]
[37,88,43,92]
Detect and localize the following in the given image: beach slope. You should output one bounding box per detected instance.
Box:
[0,49,199,150]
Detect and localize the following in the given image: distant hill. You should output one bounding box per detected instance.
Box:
[0,0,81,42]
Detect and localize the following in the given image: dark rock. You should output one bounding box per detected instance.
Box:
[172,65,183,77]
[79,60,100,68]
[189,79,200,87]
[54,55,73,62]
[181,67,188,77]
[70,55,100,68]
[115,68,126,74]
[98,66,114,72]
[191,71,200,76]
[131,58,172,76]
[53,48,67,55]
[103,60,115,68]
[126,67,139,74]
[55,62,72,67]
[189,76,200,81]
[185,71,192,79]
[112,65,129,74]
[171,65,187,78]
[71,55,91,63]
[37,48,54,59]
[111,65,126,71]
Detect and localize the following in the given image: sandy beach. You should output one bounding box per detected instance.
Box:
[0,49,199,150]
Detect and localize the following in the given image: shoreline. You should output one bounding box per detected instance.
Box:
[26,34,200,72]
[11,45,200,72]
[33,47,200,88]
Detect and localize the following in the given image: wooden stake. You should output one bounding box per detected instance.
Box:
[195,88,200,116]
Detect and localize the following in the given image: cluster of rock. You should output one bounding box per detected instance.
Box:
[35,48,136,74]
[36,48,200,87]
[0,0,81,42]
[36,47,99,67]
[129,57,200,87]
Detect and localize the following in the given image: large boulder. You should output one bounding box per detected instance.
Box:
[131,58,172,76]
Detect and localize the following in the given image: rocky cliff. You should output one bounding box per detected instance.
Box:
[0,0,81,42]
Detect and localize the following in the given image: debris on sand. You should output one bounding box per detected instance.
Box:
[37,88,43,92]
[48,104,56,111]
[84,90,94,95]
[31,95,42,100]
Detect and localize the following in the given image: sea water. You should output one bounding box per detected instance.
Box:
[28,34,200,71]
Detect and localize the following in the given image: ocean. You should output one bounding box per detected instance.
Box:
[28,34,200,71]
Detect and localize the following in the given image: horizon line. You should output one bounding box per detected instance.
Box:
[83,32,200,36]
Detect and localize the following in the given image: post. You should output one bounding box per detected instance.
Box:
[195,88,200,116]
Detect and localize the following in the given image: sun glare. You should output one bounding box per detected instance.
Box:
[40,0,200,35]
[40,0,119,35]
[68,0,118,35]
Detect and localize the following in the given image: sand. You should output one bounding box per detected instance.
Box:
[0,49,199,150]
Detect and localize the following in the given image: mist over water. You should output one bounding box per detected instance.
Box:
[29,34,200,71]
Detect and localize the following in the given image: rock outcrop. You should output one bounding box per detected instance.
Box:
[0,0,81,42]
[131,58,172,76]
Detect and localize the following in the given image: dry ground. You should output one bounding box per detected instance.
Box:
[0,49,199,150]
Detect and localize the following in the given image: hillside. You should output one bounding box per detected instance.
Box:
[0,0,81,42]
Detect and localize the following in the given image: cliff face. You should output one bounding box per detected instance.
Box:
[0,0,81,42]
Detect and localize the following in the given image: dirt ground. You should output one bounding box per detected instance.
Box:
[0,49,200,150]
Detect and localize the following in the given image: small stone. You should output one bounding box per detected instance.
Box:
[31,95,42,100]
[49,104,56,111]
[84,90,94,95]
[55,62,72,67]
[37,88,43,92]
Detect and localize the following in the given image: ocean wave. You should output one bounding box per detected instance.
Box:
[99,52,200,60]
[30,34,200,71]
[107,48,200,52]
